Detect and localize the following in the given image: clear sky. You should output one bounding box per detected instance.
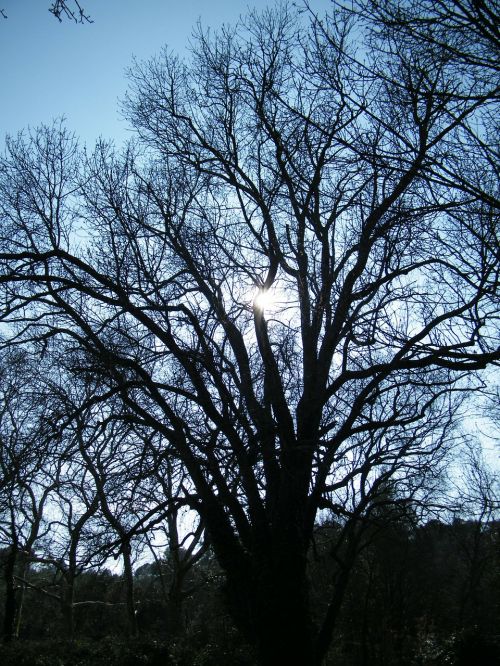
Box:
[1,0,331,148]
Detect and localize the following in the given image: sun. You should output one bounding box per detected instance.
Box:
[253,288,275,311]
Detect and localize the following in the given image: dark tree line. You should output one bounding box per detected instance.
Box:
[0,1,499,664]
[0,515,498,665]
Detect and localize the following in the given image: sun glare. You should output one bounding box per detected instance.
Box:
[253,288,275,311]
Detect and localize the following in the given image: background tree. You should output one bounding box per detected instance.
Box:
[350,0,499,74]
[0,3,498,664]
[0,347,58,642]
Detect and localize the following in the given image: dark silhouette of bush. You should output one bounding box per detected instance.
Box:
[455,630,500,666]
[0,638,172,666]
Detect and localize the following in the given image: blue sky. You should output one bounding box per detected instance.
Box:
[1,0,330,148]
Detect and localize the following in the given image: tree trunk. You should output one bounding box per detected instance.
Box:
[2,548,17,643]
[167,570,185,638]
[122,542,138,638]
[254,573,313,666]
[226,539,313,666]
[166,589,184,638]
[165,508,185,638]
[313,560,355,666]
[61,574,75,640]
[13,557,29,639]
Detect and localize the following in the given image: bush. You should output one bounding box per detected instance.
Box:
[0,638,171,666]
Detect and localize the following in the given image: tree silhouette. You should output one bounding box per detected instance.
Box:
[0,348,58,642]
[0,3,498,664]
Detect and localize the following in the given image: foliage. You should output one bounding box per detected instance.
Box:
[0,638,171,666]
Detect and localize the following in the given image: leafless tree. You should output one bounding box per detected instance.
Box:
[349,0,499,74]
[0,348,59,642]
[0,3,498,663]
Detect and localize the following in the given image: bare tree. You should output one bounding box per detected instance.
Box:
[54,372,189,639]
[0,348,58,642]
[349,0,500,74]
[0,3,498,663]
[453,444,499,625]
[142,456,208,638]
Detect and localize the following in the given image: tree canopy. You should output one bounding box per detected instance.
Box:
[0,2,498,664]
